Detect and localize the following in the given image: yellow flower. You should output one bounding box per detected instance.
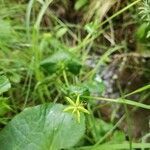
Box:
[64,95,90,123]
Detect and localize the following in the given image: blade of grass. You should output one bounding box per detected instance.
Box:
[78,142,150,150]
[94,116,125,146]
[82,96,150,110]
[125,84,150,97]
[26,0,35,39]
[100,0,142,27]
[73,0,142,51]
[93,92,150,146]
[117,82,133,150]
[86,45,124,79]
[34,0,53,29]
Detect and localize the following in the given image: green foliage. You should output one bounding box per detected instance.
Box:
[90,118,113,142]
[56,27,68,38]
[40,50,82,75]
[84,80,105,96]
[0,75,11,95]
[136,23,150,41]
[74,0,88,10]
[0,76,11,124]
[0,97,11,116]
[67,79,105,101]
[84,21,99,34]
[139,0,150,24]
[137,0,150,40]
[0,103,85,149]
[67,85,90,98]
[0,0,150,149]
[110,131,126,143]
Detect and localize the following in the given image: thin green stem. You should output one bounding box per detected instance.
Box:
[82,96,150,110]
[79,142,150,150]
[73,0,141,52]
[63,70,69,87]
[100,0,142,27]
[34,0,53,29]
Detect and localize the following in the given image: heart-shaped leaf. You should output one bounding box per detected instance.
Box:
[0,103,85,150]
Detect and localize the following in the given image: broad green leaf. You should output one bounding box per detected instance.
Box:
[67,85,90,102]
[0,103,85,150]
[0,75,11,95]
[40,50,70,74]
[41,50,69,64]
[67,59,82,75]
[40,50,82,75]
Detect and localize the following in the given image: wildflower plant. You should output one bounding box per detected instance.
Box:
[64,95,90,123]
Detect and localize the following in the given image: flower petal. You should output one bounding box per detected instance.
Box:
[76,95,80,106]
[63,106,74,112]
[78,106,90,114]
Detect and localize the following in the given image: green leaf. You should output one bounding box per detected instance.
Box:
[0,103,85,150]
[84,80,105,96]
[0,75,11,95]
[84,21,99,34]
[67,59,82,75]
[9,73,21,83]
[40,61,59,74]
[40,50,70,74]
[67,80,105,102]
[67,85,90,99]
[56,27,68,38]
[40,50,82,75]
[0,97,11,116]
[74,0,88,10]
[136,23,150,41]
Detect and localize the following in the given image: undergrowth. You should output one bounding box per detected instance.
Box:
[0,0,150,149]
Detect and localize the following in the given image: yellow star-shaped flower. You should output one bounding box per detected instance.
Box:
[64,95,90,123]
